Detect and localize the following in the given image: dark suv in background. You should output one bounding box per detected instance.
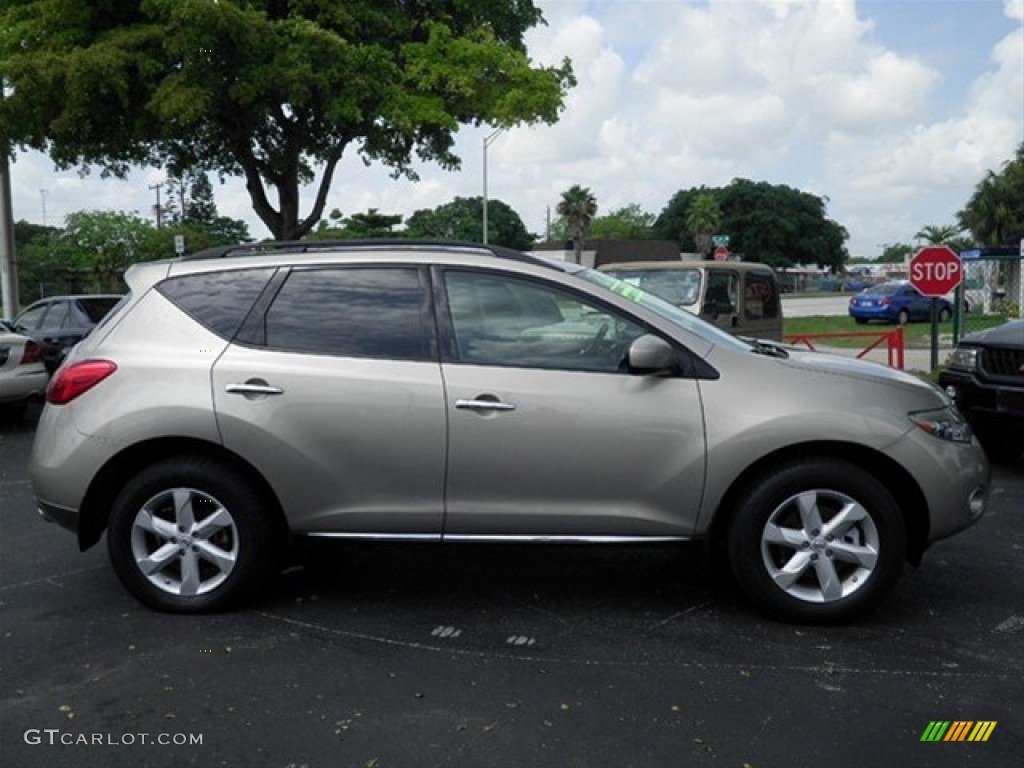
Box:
[13,294,123,371]
[940,319,1024,463]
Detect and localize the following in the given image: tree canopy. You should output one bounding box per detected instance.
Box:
[0,0,575,241]
[404,196,533,250]
[958,143,1024,246]
[655,180,848,270]
[588,204,656,240]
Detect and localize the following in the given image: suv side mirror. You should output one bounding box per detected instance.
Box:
[627,334,677,375]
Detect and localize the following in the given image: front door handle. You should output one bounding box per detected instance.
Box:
[226,379,284,398]
[454,398,516,412]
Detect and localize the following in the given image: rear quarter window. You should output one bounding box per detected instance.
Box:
[157,268,276,340]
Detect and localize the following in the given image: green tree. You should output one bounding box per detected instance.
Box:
[655,180,848,270]
[56,211,156,293]
[556,185,597,264]
[958,144,1024,246]
[589,204,656,240]
[685,194,722,259]
[404,197,533,249]
[914,224,963,245]
[0,1,575,242]
[879,243,914,263]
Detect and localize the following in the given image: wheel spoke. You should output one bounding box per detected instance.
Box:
[830,541,878,569]
[795,492,825,535]
[813,556,843,601]
[824,501,868,539]
[173,489,196,530]
[771,550,813,589]
[179,549,201,596]
[764,521,806,549]
[135,509,177,539]
[195,540,236,573]
[137,542,179,575]
[193,507,233,539]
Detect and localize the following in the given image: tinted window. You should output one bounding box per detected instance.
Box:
[158,268,276,340]
[743,270,780,320]
[14,303,50,331]
[445,270,646,372]
[264,268,430,361]
[77,297,122,322]
[703,271,737,314]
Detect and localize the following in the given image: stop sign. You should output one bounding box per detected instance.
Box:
[909,246,962,297]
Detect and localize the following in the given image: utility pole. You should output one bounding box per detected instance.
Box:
[149,181,164,229]
[482,128,504,245]
[40,189,49,226]
[0,87,18,319]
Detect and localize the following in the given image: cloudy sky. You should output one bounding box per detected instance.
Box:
[7,0,1023,258]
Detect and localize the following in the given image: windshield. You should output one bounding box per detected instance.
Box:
[575,267,753,352]
[602,268,700,307]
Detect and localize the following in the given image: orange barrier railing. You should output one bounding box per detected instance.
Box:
[784,327,905,369]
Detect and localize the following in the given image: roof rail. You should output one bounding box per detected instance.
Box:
[181,239,550,268]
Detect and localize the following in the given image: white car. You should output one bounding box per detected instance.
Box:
[0,327,49,419]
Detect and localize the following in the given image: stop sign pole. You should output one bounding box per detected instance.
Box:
[909,245,962,371]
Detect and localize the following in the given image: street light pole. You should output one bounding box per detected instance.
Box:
[482,128,504,245]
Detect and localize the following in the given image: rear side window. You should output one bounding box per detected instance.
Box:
[263,267,431,361]
[743,270,780,320]
[158,268,276,340]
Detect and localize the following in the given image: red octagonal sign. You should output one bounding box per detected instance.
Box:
[910,245,962,297]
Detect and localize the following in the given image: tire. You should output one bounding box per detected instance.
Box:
[727,460,906,624]
[107,457,277,613]
[0,401,28,422]
[938,307,952,323]
[853,317,868,325]
[896,309,910,325]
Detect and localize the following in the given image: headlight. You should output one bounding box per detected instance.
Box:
[909,407,973,444]
[947,347,979,371]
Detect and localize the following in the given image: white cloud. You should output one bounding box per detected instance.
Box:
[6,0,1022,257]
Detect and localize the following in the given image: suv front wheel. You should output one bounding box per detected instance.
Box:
[728,460,906,623]
[107,457,276,613]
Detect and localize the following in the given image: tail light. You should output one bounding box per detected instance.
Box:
[46,360,117,405]
[20,339,42,366]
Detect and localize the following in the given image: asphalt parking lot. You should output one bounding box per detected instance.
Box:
[1,404,1021,768]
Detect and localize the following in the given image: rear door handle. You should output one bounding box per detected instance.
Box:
[454,398,516,412]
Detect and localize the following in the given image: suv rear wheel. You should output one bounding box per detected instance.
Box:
[728,460,906,623]
[107,458,276,612]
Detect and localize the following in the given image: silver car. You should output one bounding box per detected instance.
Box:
[30,242,990,622]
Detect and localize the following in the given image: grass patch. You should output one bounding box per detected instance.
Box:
[784,314,1008,348]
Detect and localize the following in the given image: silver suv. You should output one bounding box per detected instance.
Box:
[31,241,990,622]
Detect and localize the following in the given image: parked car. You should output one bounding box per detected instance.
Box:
[31,241,989,623]
[0,328,48,419]
[848,281,954,325]
[939,319,1024,463]
[599,261,783,341]
[13,294,123,371]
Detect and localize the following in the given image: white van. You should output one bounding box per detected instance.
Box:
[599,261,784,341]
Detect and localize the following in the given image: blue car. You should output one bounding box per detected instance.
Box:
[848,281,953,325]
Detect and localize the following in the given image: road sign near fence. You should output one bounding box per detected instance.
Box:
[910,245,962,297]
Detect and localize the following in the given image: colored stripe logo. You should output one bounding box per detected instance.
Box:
[921,721,997,742]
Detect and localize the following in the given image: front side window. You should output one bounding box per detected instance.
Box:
[265,267,431,361]
[444,270,646,372]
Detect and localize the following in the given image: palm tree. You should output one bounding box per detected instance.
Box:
[556,185,597,264]
[914,224,963,245]
[685,193,722,259]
